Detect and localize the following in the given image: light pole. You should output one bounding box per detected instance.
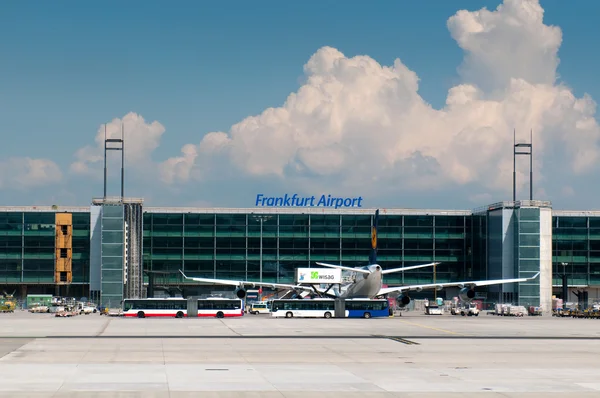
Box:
[252,215,272,300]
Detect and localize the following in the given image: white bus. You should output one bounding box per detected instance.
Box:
[123,297,244,318]
[270,298,390,318]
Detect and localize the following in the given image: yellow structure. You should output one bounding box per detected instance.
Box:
[54,213,73,284]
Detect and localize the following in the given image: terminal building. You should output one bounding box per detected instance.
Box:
[0,197,599,311]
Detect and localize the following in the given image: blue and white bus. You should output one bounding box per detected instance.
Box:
[270,298,389,318]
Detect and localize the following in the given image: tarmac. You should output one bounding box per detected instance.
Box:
[0,311,599,397]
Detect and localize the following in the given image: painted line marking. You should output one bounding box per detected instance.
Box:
[387,337,420,345]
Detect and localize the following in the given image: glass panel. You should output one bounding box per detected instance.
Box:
[23,212,54,224]
[102,218,123,231]
[102,269,124,282]
[102,231,123,244]
[102,206,123,218]
[519,208,539,221]
[102,257,123,268]
[557,217,587,228]
[519,234,540,247]
[519,246,539,259]
[519,259,540,271]
[101,282,123,295]
[102,244,123,257]
[519,222,539,234]
[404,216,433,227]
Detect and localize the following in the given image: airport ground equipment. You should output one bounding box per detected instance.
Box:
[451,302,479,316]
[0,291,16,313]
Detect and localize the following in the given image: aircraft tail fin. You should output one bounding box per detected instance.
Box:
[369,209,379,265]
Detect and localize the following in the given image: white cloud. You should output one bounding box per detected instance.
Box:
[159,0,600,206]
[448,0,562,92]
[70,112,166,177]
[0,157,62,189]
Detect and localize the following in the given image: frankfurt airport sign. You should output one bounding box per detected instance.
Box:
[255,194,363,209]
[296,268,342,284]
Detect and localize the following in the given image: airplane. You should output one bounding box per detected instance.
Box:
[178,209,437,301]
[311,209,539,306]
[179,209,540,307]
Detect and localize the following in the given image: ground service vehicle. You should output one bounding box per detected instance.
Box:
[451,303,479,316]
[249,302,270,314]
[123,297,243,318]
[270,298,389,318]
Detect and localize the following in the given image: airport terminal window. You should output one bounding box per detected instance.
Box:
[557,216,587,229]
[102,218,124,231]
[278,214,309,227]
[379,215,402,227]
[519,222,540,234]
[183,260,213,274]
[23,212,54,225]
[404,215,433,227]
[519,234,540,247]
[216,214,246,226]
[102,231,124,244]
[151,236,183,248]
[434,216,464,227]
[519,208,540,221]
[341,215,371,227]
[589,218,600,228]
[403,226,433,238]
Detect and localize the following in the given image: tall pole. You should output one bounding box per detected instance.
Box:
[529,129,533,200]
[103,124,107,199]
[121,122,125,200]
[513,128,516,202]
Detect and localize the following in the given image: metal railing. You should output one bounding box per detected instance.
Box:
[472,200,552,214]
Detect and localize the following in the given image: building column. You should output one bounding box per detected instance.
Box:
[539,207,553,315]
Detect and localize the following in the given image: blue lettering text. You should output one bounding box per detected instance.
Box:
[255,194,364,209]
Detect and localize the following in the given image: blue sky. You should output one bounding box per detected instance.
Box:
[1,0,599,210]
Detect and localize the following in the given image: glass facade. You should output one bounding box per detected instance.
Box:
[0,210,89,285]
[100,205,125,307]
[515,207,541,306]
[1,206,600,305]
[552,214,600,287]
[142,212,470,286]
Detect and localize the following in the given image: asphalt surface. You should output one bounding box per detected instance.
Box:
[0,311,599,397]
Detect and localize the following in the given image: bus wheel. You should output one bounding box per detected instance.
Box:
[324,312,332,319]
[216,311,224,318]
[363,312,371,319]
[286,312,293,318]
[175,311,184,318]
[137,311,145,318]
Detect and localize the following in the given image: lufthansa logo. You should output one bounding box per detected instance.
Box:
[371,227,377,249]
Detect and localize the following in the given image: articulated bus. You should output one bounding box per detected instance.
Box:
[123,297,244,318]
[270,298,389,318]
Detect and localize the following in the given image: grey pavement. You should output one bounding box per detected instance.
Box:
[0,311,599,397]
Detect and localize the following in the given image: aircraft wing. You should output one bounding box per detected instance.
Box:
[179,270,314,291]
[316,262,438,275]
[316,262,372,274]
[377,272,540,296]
[381,262,440,275]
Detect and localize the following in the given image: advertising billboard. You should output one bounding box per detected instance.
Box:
[295,268,342,284]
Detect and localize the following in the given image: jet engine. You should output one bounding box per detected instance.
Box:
[234,287,247,299]
[396,294,411,308]
[459,287,475,303]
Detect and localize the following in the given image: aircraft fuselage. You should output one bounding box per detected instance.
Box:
[339,264,383,299]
